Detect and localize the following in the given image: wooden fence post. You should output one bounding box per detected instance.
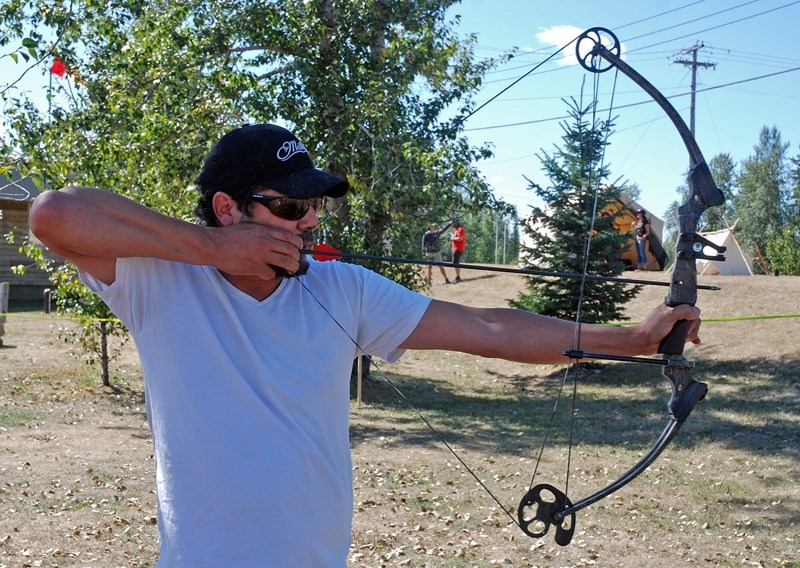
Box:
[356,355,363,408]
[0,282,9,346]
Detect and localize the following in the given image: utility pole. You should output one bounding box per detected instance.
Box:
[673,42,716,136]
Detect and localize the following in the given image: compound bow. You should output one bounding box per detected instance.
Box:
[516,27,727,546]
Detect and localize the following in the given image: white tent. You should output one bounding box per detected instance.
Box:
[696,228,753,276]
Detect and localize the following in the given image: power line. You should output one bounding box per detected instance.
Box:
[615,0,710,31]
[465,65,800,132]
[477,1,800,102]
[713,52,800,70]
[623,0,762,45]
[629,0,800,53]
[475,0,719,61]
[713,48,800,67]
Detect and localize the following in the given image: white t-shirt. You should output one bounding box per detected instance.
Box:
[81,257,431,567]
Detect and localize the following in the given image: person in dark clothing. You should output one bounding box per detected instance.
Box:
[421,223,452,284]
[632,209,651,270]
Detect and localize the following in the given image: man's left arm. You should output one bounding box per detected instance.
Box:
[399,300,701,365]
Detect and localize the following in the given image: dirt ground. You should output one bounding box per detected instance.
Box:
[1,267,798,567]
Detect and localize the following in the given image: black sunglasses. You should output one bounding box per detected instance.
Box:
[249,194,324,221]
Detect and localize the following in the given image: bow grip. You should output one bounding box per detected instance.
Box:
[658,318,690,356]
[660,260,697,356]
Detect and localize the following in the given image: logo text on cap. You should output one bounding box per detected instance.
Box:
[277,140,308,161]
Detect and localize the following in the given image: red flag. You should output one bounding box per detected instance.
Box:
[311,243,341,262]
[50,57,66,77]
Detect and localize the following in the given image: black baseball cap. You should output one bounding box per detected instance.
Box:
[195,124,349,198]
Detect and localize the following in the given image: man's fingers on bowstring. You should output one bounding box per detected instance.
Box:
[251,226,304,276]
[235,223,303,254]
[259,226,303,258]
[214,224,303,277]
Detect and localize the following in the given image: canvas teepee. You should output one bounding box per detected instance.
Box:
[696,228,753,276]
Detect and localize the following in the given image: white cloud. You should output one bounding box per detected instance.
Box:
[486,172,509,188]
[535,26,626,67]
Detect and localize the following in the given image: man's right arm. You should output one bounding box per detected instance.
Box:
[29,187,302,285]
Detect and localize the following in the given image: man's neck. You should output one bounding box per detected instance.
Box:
[220,271,283,301]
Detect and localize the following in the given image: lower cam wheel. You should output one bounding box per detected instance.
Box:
[518,483,577,546]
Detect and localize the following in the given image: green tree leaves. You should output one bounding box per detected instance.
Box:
[1,0,517,381]
[734,126,790,262]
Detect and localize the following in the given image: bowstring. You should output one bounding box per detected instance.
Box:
[526,58,621,499]
[565,62,620,500]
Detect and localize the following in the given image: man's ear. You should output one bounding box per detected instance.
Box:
[212,192,243,227]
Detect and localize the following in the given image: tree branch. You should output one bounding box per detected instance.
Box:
[255,64,293,81]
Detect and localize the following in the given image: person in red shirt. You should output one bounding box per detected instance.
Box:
[450,219,466,282]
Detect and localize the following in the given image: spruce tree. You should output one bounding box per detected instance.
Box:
[511,98,639,324]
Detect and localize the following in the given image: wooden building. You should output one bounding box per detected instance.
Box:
[0,171,54,301]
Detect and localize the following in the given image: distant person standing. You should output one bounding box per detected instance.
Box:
[632,209,651,271]
[421,223,451,285]
[450,219,466,282]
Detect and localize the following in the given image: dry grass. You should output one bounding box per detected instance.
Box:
[1,268,798,567]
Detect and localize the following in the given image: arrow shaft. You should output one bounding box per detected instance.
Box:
[301,248,720,291]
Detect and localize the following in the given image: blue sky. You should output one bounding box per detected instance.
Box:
[449,0,800,221]
[3,1,799,224]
